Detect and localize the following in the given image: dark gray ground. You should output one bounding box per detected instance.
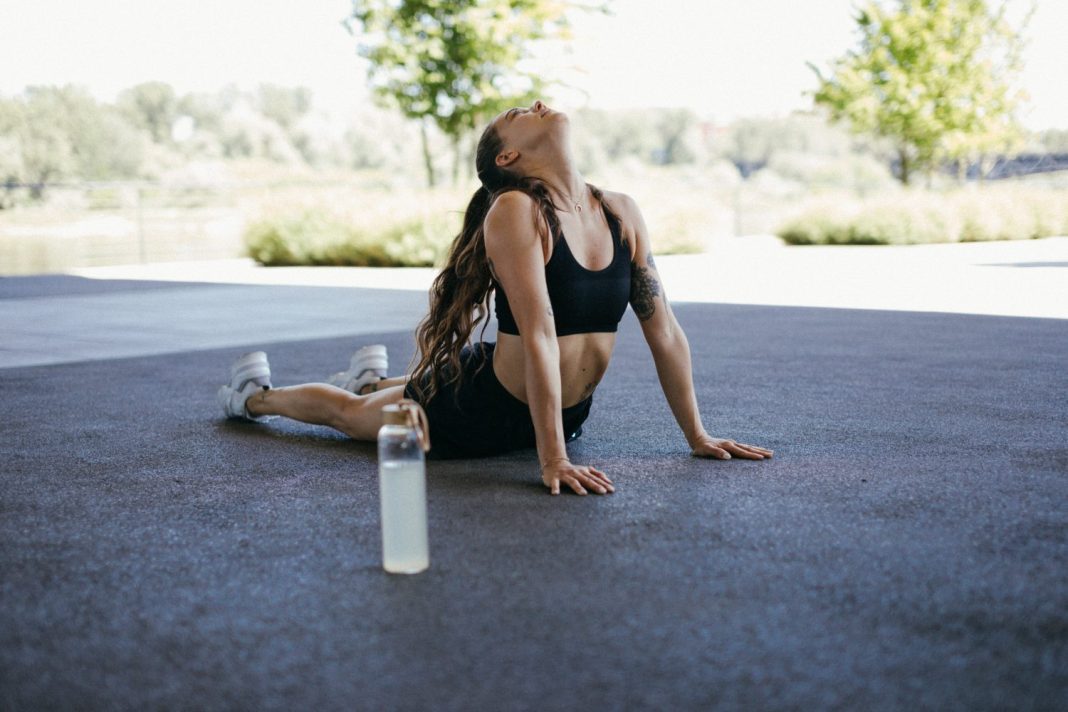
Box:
[1,276,1066,711]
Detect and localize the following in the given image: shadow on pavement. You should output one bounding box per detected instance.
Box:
[977,261,1068,268]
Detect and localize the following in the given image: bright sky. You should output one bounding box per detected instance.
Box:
[0,0,1064,129]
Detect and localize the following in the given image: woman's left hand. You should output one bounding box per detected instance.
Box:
[691,434,773,460]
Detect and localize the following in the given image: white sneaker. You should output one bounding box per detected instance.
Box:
[217,351,273,422]
[327,344,388,394]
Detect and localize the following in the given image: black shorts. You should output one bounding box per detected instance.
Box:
[403,341,592,460]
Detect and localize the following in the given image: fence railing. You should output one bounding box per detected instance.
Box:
[1,179,424,275]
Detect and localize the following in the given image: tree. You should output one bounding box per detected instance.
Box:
[721,115,860,177]
[653,108,700,165]
[345,0,604,187]
[257,84,313,133]
[118,81,180,144]
[572,108,659,164]
[176,89,233,136]
[1,85,146,196]
[1038,129,1068,154]
[809,0,1032,185]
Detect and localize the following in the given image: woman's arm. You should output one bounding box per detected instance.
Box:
[484,192,614,493]
[618,194,773,461]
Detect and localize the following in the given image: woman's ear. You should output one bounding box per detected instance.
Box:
[495,150,519,169]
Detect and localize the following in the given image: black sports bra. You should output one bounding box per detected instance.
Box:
[493,204,631,337]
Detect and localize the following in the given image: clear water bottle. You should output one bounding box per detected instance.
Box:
[377,400,431,574]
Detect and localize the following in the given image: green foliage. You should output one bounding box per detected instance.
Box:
[244,207,459,267]
[0,80,348,194]
[777,186,1068,245]
[848,195,962,244]
[344,0,609,185]
[716,113,895,184]
[653,109,701,165]
[810,0,1031,184]
[572,108,659,165]
[85,187,125,210]
[724,115,850,165]
[0,85,145,191]
[256,85,312,133]
[571,107,704,169]
[347,0,571,134]
[767,151,895,194]
[175,89,232,136]
[1038,129,1068,153]
[243,197,712,268]
[649,208,711,254]
[4,88,74,186]
[73,106,147,181]
[952,187,1066,240]
[776,202,855,245]
[117,82,179,144]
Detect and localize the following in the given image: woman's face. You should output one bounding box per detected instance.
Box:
[493,99,567,161]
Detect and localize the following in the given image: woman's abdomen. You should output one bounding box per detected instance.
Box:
[493,331,615,408]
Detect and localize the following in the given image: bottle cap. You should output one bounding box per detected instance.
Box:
[381,399,432,452]
[381,408,408,426]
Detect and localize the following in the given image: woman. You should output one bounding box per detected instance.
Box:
[218,100,773,495]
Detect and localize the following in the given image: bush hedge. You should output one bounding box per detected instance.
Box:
[244,208,457,267]
[244,184,714,267]
[777,186,1068,245]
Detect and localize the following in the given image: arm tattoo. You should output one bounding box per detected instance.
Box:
[546,305,554,317]
[629,251,661,321]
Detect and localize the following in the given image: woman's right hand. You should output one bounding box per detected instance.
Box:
[541,458,614,496]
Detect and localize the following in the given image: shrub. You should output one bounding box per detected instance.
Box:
[86,187,125,210]
[1031,192,1068,239]
[849,193,962,245]
[775,186,1066,246]
[768,151,895,195]
[244,208,456,268]
[777,200,855,245]
[651,207,715,254]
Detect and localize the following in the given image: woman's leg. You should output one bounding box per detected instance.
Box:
[246,382,408,441]
[356,374,410,395]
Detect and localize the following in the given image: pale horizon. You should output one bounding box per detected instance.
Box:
[1,0,1064,130]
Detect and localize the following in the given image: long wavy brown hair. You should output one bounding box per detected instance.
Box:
[406,115,624,407]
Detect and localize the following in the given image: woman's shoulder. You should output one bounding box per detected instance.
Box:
[598,188,637,216]
[487,188,536,215]
[485,190,539,234]
[597,188,640,259]
[484,189,549,259]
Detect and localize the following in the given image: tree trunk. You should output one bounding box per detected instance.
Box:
[420,118,436,189]
[451,134,461,187]
[467,134,477,181]
[897,148,911,186]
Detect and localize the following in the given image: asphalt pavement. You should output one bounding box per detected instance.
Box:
[1,261,1066,710]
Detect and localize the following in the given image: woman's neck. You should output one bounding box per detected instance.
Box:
[531,168,587,210]
[522,141,586,205]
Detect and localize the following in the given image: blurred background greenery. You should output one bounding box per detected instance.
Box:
[1,0,1065,274]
